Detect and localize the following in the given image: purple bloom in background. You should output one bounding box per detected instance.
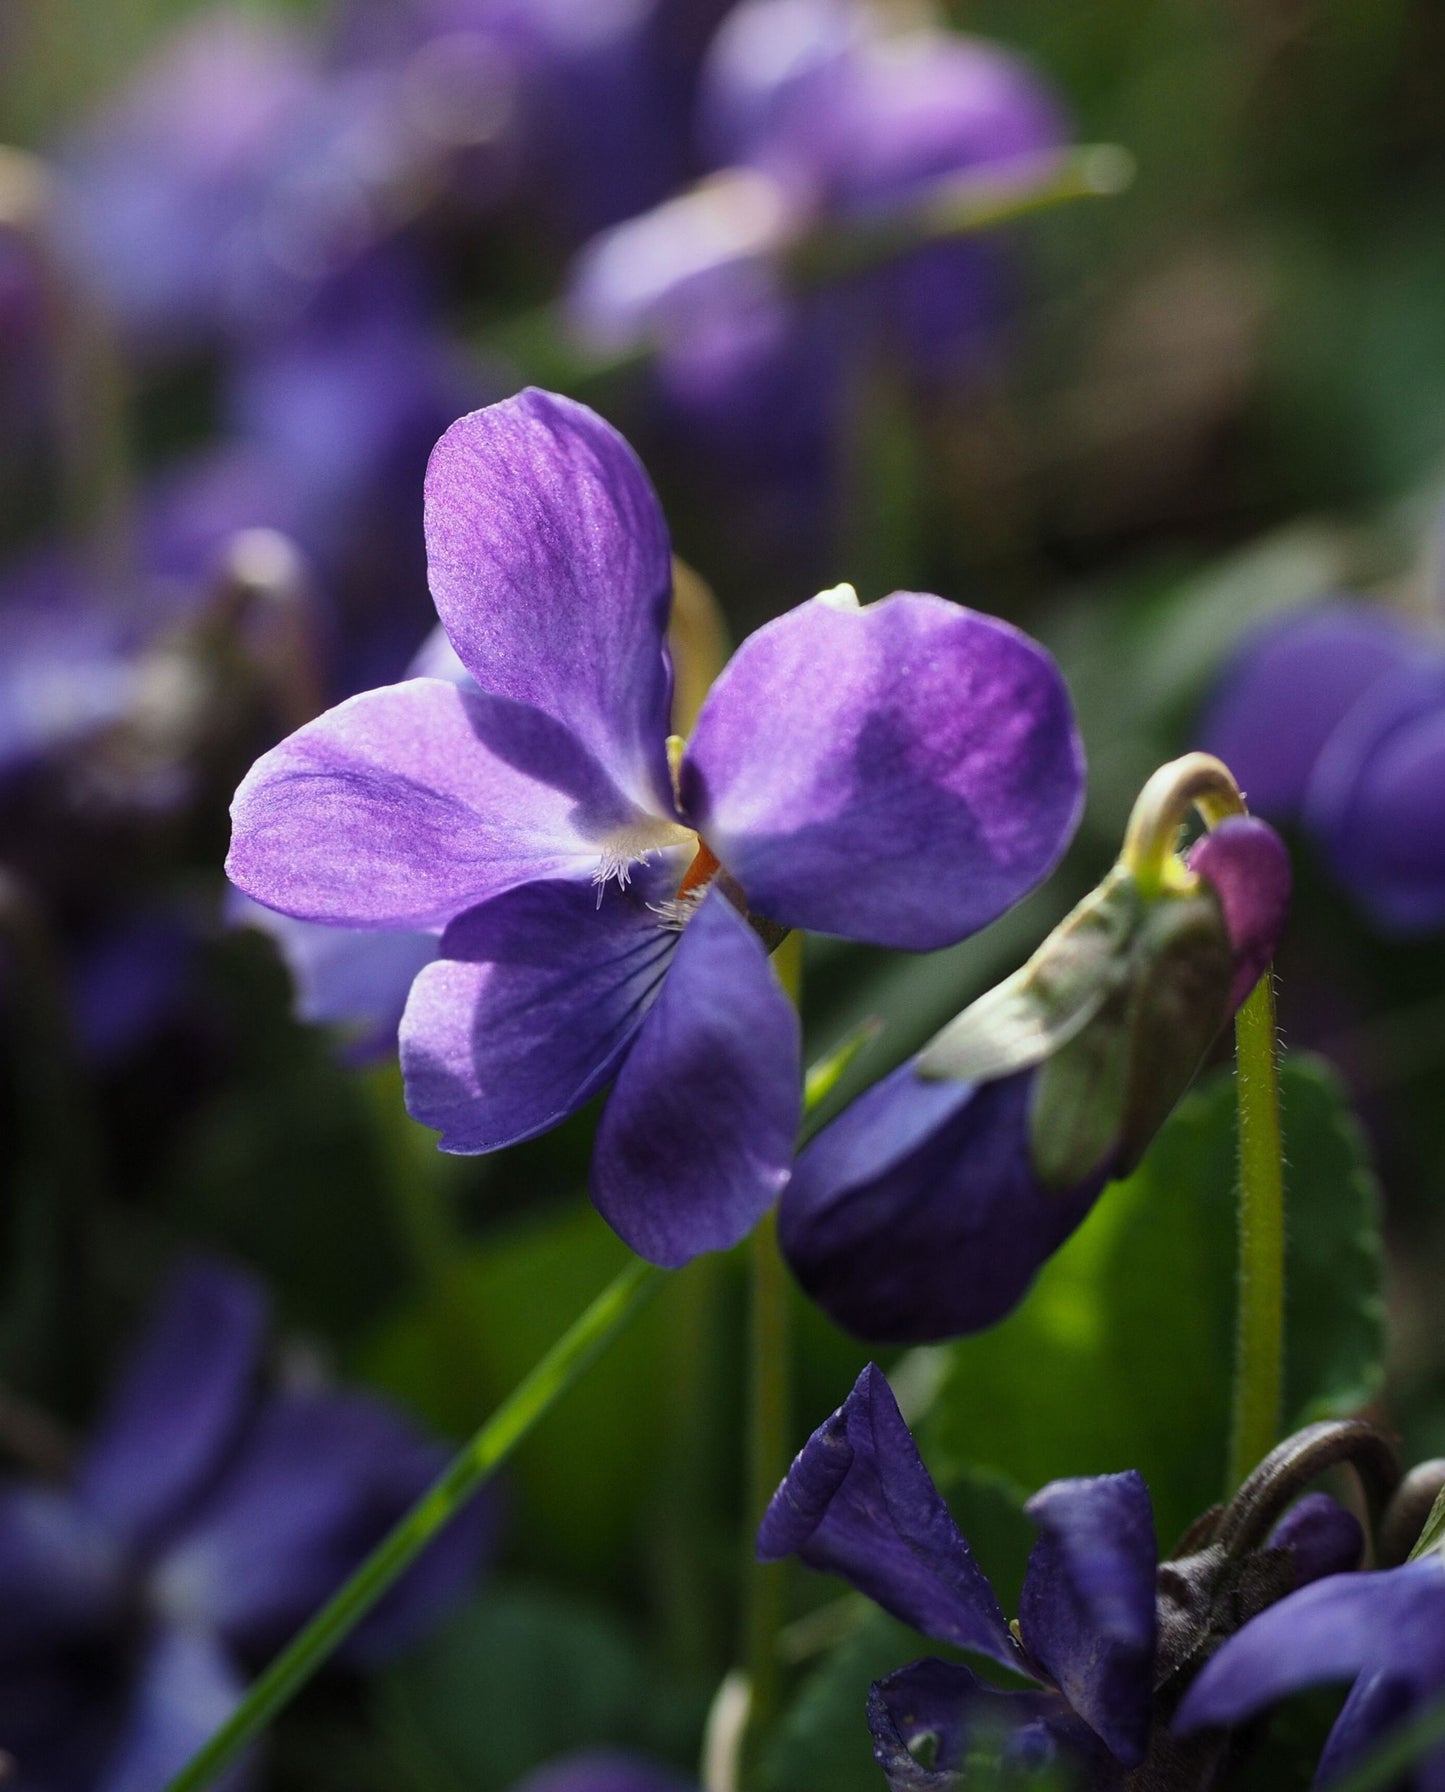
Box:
[758,1365,1157,1786]
[0,1258,494,1792]
[781,815,1290,1341]
[228,388,1083,1266]
[568,0,1067,491]
[1175,1556,1445,1789]
[1200,600,1445,933]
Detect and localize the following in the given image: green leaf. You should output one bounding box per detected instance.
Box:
[375,1583,695,1792]
[919,1055,1385,1549]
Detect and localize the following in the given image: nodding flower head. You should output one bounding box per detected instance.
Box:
[228,388,1084,1268]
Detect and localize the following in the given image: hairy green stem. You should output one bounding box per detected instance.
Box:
[161,1258,664,1792]
[1227,969,1286,1490]
[744,1211,791,1766]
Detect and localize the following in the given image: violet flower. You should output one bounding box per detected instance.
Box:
[1200,601,1445,933]
[227,388,1083,1266]
[0,1257,494,1792]
[780,814,1290,1342]
[760,1368,1362,1790]
[1175,1557,1445,1788]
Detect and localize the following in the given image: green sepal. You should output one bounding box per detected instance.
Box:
[917,867,1141,1085]
[1029,885,1234,1191]
[1408,1486,1445,1561]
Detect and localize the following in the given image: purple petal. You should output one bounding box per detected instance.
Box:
[508,1755,696,1792]
[779,1065,1104,1343]
[228,678,627,929]
[682,591,1083,950]
[1314,1670,1426,1790]
[757,1365,1020,1670]
[228,888,438,1062]
[1188,816,1291,1012]
[1018,1472,1157,1767]
[1266,1493,1363,1587]
[1306,661,1445,933]
[97,1626,251,1792]
[591,889,800,1266]
[1199,603,1427,821]
[867,1659,1098,1792]
[400,872,682,1155]
[153,1388,491,1654]
[76,1258,267,1552]
[1175,1559,1445,1737]
[424,391,675,815]
[0,1486,124,1661]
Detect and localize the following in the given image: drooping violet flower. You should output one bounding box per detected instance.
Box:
[759,1368,1361,1790]
[1199,600,1445,933]
[227,388,1084,1266]
[780,807,1289,1342]
[1175,1558,1445,1788]
[0,1257,494,1792]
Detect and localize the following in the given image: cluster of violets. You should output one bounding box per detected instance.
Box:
[0,1258,492,1792]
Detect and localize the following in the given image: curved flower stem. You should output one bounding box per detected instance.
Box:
[1226,970,1287,1491]
[1120,754,1289,1493]
[160,1257,665,1792]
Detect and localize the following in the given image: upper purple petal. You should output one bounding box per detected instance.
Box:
[779,1064,1104,1344]
[76,1258,267,1553]
[590,888,801,1266]
[1018,1472,1158,1767]
[1175,1559,1445,1737]
[1188,815,1291,1012]
[228,678,625,929]
[1266,1493,1364,1588]
[400,869,682,1155]
[682,591,1084,950]
[1198,602,1428,821]
[1307,660,1445,933]
[95,1625,251,1792]
[423,390,676,815]
[152,1386,491,1654]
[757,1364,1021,1671]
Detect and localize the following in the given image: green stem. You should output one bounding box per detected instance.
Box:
[161,1258,664,1792]
[1227,969,1286,1490]
[744,1211,791,1764]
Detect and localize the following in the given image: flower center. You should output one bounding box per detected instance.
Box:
[592,814,697,902]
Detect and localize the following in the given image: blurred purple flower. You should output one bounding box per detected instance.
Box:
[228,388,1083,1267]
[567,0,1067,491]
[0,1258,495,1792]
[1200,601,1445,933]
[780,815,1289,1342]
[1175,1556,1445,1789]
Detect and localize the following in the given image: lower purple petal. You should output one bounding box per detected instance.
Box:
[590,889,800,1266]
[0,1487,124,1661]
[1188,816,1291,1012]
[779,1064,1104,1343]
[400,873,683,1155]
[1019,1472,1158,1767]
[757,1365,1020,1670]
